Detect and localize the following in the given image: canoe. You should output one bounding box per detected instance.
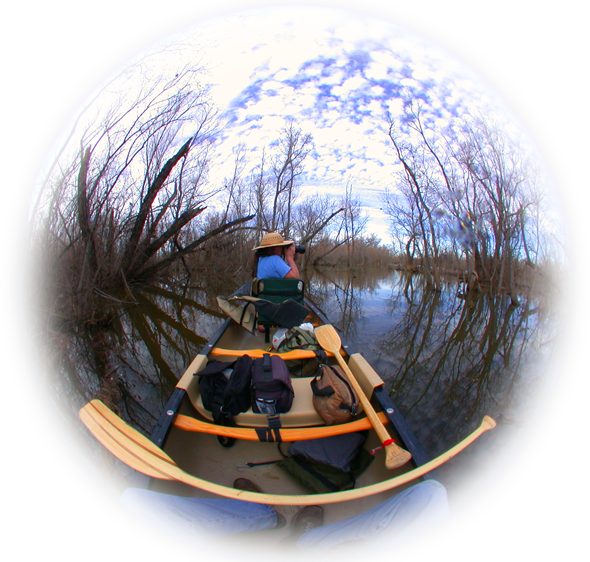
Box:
[79,285,496,536]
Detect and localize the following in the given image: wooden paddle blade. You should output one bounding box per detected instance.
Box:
[79,404,174,480]
[314,324,343,353]
[80,399,176,466]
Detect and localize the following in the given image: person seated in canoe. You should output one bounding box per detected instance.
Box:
[120,478,449,559]
[253,232,300,279]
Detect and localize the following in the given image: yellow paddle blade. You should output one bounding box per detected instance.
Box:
[79,400,177,480]
[314,324,343,354]
[87,400,176,463]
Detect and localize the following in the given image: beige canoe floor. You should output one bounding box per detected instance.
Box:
[148,398,416,546]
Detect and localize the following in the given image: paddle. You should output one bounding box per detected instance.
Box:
[79,399,496,505]
[79,400,178,480]
[314,325,412,470]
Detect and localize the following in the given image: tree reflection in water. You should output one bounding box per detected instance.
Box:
[54,269,557,464]
[308,270,557,459]
[51,280,226,435]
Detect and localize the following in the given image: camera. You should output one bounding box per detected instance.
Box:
[294,244,306,254]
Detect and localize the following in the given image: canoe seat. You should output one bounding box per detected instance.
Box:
[252,278,306,343]
[177,352,385,429]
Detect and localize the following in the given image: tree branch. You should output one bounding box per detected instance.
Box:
[123,136,193,272]
[136,213,255,280]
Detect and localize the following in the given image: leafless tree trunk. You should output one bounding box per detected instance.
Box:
[269,119,313,235]
[341,181,368,267]
[388,117,441,288]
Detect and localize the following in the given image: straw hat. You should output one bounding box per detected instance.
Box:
[252,232,294,251]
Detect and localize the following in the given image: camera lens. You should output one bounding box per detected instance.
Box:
[295,244,306,254]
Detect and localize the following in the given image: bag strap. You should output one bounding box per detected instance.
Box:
[195,360,235,377]
[211,390,237,447]
[314,350,328,363]
[254,414,283,442]
[197,363,238,448]
[262,353,273,381]
[310,377,334,397]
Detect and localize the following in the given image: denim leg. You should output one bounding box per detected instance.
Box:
[120,488,278,537]
[296,479,449,551]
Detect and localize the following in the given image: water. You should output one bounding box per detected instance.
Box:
[306,272,568,510]
[55,269,558,485]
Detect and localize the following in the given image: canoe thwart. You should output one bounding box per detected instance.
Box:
[209,347,340,360]
[173,411,389,441]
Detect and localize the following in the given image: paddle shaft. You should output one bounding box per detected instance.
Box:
[80,400,496,506]
[332,351,411,469]
[314,325,411,469]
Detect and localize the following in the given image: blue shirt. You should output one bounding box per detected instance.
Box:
[257,255,291,279]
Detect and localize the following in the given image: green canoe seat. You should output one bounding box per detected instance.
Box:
[252,278,306,342]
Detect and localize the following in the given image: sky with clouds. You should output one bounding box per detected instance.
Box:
[171,8,507,241]
[44,7,508,243]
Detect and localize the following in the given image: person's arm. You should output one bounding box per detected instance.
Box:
[283,245,300,278]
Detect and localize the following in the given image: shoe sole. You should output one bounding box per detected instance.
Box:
[276,505,324,557]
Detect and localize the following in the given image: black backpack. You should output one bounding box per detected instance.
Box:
[251,354,294,415]
[197,354,254,447]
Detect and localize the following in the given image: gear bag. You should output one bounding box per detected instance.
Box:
[251,354,294,415]
[276,433,373,493]
[197,355,254,447]
[276,326,326,377]
[311,364,362,425]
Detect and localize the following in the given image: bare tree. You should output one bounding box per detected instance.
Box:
[21,31,199,275]
[341,181,368,267]
[221,143,248,223]
[35,65,253,326]
[387,113,442,287]
[383,106,547,298]
[249,148,272,240]
[269,119,314,235]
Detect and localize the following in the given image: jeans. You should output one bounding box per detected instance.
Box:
[121,479,448,549]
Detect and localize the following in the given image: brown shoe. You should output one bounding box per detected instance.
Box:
[277,505,324,556]
[233,478,286,529]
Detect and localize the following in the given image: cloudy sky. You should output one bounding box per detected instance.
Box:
[134,8,509,241]
[24,7,513,242]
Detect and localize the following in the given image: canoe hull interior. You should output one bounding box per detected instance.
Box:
[149,393,418,534]
[147,311,422,537]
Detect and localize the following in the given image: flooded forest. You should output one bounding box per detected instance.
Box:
[31,62,562,486]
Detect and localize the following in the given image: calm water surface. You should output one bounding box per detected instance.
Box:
[57,269,558,489]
